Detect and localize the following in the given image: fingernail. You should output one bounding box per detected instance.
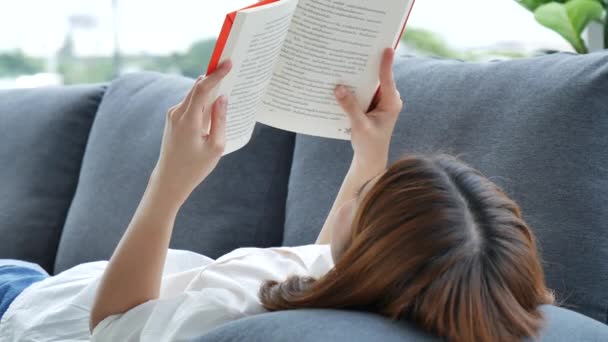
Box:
[335,86,347,99]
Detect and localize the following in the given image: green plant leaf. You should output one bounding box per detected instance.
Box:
[534,3,582,51]
[516,0,568,11]
[534,0,603,53]
[566,0,605,32]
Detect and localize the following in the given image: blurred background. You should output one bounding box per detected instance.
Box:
[0,0,590,89]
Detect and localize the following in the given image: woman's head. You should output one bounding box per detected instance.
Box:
[259,154,554,342]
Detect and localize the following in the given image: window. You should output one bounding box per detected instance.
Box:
[402,0,572,60]
[0,0,575,89]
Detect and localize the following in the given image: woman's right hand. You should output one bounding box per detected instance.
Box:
[151,60,232,208]
[334,48,403,169]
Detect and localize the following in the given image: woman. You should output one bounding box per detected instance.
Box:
[0,49,554,342]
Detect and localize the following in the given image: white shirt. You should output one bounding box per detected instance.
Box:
[0,244,334,342]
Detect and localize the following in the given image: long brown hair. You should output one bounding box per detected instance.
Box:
[259,154,554,342]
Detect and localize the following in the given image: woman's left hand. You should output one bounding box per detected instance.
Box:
[151,60,233,207]
[335,48,403,171]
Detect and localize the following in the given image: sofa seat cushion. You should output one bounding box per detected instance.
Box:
[283,51,608,322]
[195,306,608,342]
[0,85,105,273]
[55,72,295,273]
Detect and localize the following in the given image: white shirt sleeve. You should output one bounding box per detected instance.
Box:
[91,289,248,342]
[91,245,334,342]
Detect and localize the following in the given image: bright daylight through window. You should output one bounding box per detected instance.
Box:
[0,0,603,89]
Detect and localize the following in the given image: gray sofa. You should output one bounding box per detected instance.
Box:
[1,51,607,341]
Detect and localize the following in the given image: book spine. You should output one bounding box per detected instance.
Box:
[207,14,235,75]
[206,0,282,75]
[394,0,416,50]
[367,0,416,111]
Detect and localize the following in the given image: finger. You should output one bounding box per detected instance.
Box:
[202,105,211,135]
[379,48,396,91]
[207,96,228,154]
[377,48,400,109]
[183,76,203,108]
[172,77,202,120]
[184,60,232,121]
[335,85,365,126]
[166,103,181,121]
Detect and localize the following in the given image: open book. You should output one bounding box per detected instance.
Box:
[205,0,416,155]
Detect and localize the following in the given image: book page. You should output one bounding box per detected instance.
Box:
[256,0,414,140]
[206,0,298,155]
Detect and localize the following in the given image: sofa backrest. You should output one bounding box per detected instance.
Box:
[1,51,606,324]
[0,85,105,273]
[54,72,295,273]
[283,51,608,323]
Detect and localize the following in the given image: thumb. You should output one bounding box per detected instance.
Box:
[207,96,227,154]
[335,85,365,127]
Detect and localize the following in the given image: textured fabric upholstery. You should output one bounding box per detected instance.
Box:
[55,72,295,273]
[0,85,105,273]
[283,51,608,322]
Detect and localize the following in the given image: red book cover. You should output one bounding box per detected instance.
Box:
[207,0,280,74]
[396,0,416,49]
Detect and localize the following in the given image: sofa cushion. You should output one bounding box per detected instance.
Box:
[283,51,608,322]
[0,85,105,273]
[196,306,608,342]
[55,72,295,273]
